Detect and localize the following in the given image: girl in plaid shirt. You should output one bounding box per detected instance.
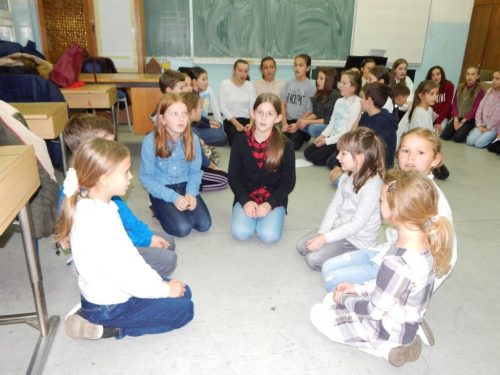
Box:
[468,69,500,149]
[228,93,296,243]
[310,169,453,367]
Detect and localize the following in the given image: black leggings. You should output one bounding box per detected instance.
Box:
[441,118,475,143]
[283,119,311,150]
[304,143,337,166]
[224,118,250,146]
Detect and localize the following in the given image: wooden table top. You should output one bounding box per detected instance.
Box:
[0,145,40,234]
[80,73,161,88]
[60,84,117,93]
[8,102,67,119]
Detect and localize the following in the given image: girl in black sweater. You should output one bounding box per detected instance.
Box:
[228,93,296,243]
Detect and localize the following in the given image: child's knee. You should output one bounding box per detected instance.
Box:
[257,228,281,244]
[231,225,254,241]
[305,253,323,271]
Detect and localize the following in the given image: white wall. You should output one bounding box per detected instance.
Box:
[93,0,137,72]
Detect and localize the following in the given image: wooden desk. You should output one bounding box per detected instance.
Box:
[81,74,163,134]
[0,145,60,374]
[61,83,118,139]
[9,102,70,175]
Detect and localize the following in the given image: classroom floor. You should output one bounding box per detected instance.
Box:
[1,125,499,375]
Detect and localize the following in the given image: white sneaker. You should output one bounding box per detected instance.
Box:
[66,314,103,340]
[65,303,81,321]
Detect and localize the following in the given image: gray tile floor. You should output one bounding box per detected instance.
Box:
[1,125,499,374]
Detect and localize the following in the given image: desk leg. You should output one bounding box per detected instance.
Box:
[111,106,118,141]
[59,133,68,177]
[18,204,60,374]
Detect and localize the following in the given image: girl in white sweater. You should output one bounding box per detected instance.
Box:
[296,127,386,271]
[56,138,193,340]
[219,59,257,145]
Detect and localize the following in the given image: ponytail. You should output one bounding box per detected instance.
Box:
[425,216,453,277]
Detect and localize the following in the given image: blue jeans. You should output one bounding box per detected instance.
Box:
[192,126,228,146]
[466,127,497,148]
[231,202,286,243]
[80,279,193,339]
[149,182,211,237]
[321,249,380,291]
[303,124,327,138]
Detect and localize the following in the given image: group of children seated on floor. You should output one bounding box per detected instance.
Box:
[55,53,496,367]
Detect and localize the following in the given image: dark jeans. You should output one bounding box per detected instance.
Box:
[224,117,250,146]
[441,118,475,143]
[149,182,212,237]
[304,143,337,166]
[81,279,193,339]
[283,119,311,150]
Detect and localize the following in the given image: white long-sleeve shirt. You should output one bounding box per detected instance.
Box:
[70,199,171,305]
[219,79,256,120]
[199,86,223,124]
[321,96,361,145]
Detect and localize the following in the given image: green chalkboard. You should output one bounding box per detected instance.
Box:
[144,0,190,57]
[145,0,355,60]
[192,0,354,59]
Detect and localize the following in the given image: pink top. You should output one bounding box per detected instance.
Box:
[475,87,500,132]
[451,82,484,121]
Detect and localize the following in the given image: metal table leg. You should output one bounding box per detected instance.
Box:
[111,105,118,141]
[0,204,60,374]
[59,133,68,177]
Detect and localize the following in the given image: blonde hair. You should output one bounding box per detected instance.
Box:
[337,127,386,193]
[154,93,195,161]
[384,169,453,277]
[54,138,130,246]
[398,127,443,169]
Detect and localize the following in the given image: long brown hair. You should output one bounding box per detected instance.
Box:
[253,93,288,172]
[154,93,195,161]
[314,68,338,104]
[408,80,439,122]
[390,58,408,85]
[384,169,453,277]
[54,138,130,247]
[337,127,386,193]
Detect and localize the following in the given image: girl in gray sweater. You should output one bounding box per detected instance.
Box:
[296,127,386,271]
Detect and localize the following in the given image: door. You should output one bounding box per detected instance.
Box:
[482,4,500,71]
[37,0,97,63]
[460,3,493,81]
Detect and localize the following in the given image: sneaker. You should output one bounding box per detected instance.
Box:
[66,314,103,340]
[418,319,435,346]
[65,303,82,321]
[388,336,422,367]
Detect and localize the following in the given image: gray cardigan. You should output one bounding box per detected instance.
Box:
[318,173,382,249]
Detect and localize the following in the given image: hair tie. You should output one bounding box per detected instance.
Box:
[62,168,79,198]
[431,214,439,223]
[386,180,397,193]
